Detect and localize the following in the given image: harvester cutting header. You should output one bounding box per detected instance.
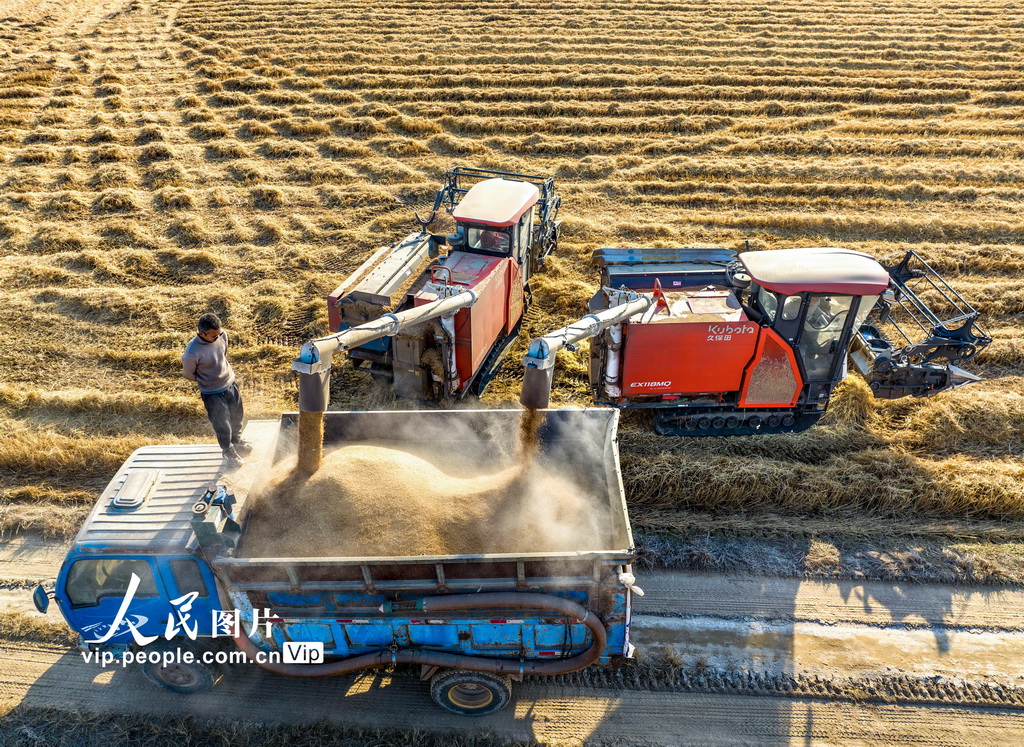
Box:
[521,246,990,436]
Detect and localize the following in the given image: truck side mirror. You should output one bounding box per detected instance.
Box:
[32,585,49,614]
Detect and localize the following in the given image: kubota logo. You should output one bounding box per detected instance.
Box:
[630,381,672,388]
[708,324,757,335]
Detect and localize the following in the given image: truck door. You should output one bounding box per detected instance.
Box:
[60,555,171,644]
[155,556,220,638]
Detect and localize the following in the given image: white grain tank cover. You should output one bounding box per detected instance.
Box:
[739,247,891,296]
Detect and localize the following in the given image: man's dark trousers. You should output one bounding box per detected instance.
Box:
[201,382,244,451]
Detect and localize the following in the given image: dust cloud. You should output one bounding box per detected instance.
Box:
[242,409,608,558]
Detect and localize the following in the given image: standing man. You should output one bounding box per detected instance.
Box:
[182,313,251,468]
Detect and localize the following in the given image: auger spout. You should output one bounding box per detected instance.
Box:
[520,290,651,410]
[293,289,477,474]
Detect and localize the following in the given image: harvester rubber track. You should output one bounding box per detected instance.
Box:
[652,407,823,437]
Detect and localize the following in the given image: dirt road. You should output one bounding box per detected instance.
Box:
[632,572,1024,696]
[2,640,1022,745]
[0,535,67,587]
[2,539,1023,743]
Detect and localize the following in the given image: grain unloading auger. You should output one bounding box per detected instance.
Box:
[521,246,991,436]
[293,287,479,472]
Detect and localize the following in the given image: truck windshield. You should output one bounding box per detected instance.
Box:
[65,557,158,608]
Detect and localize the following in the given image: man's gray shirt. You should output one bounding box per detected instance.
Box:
[182,331,235,394]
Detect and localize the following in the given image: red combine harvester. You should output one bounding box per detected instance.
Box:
[520,246,990,436]
[293,167,560,409]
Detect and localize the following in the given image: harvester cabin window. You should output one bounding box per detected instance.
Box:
[65,557,158,608]
[852,295,879,331]
[520,208,535,253]
[756,285,778,322]
[467,227,510,253]
[781,295,802,321]
[800,294,854,380]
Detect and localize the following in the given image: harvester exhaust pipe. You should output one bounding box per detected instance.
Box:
[292,289,477,474]
[520,290,652,410]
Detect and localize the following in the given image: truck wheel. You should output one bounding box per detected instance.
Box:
[429,669,512,716]
[141,650,219,694]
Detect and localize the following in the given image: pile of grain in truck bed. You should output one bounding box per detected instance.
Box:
[242,443,604,557]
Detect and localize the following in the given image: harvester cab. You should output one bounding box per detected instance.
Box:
[444,177,544,281]
[436,166,561,281]
[521,245,990,436]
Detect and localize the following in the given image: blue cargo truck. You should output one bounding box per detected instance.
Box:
[33,409,638,715]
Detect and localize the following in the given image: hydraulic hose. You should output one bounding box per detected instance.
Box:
[224,590,608,679]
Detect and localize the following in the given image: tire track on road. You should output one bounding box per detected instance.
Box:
[636,570,1024,630]
[1,640,1021,745]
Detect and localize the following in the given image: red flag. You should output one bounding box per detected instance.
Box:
[653,278,670,315]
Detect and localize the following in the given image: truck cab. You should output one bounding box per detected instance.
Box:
[50,450,234,649]
[56,552,220,647]
[31,423,282,691]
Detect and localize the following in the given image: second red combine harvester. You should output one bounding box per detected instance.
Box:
[520,246,990,436]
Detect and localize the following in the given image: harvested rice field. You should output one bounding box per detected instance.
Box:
[0,0,1022,573]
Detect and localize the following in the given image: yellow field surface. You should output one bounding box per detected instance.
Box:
[0,0,1021,543]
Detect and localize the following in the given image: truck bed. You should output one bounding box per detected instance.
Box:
[238,409,627,562]
[218,409,632,588]
[212,410,634,666]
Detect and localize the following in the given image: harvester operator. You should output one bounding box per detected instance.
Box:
[182,313,252,469]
